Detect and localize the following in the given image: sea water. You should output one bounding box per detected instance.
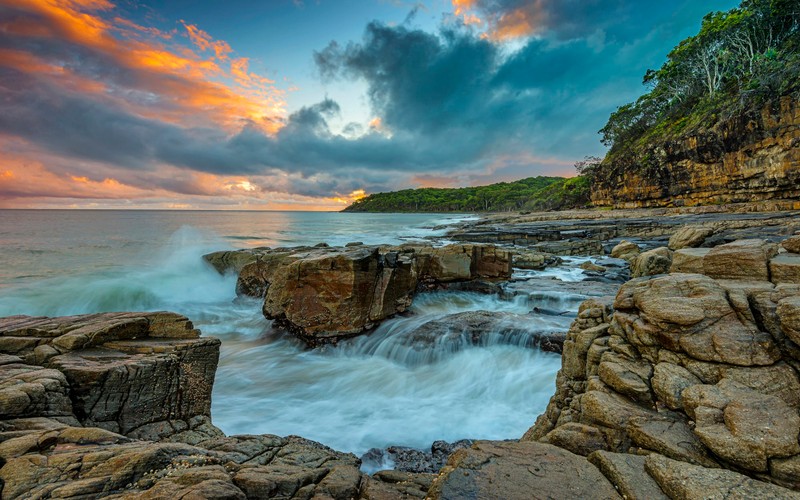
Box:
[0,209,565,462]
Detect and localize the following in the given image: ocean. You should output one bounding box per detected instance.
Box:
[0,209,563,466]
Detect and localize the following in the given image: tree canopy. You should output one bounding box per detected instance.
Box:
[599,0,799,157]
[342,176,591,212]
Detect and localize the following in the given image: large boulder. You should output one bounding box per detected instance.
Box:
[614,274,780,366]
[703,239,779,281]
[631,247,673,278]
[668,225,714,250]
[0,313,222,441]
[610,240,640,262]
[223,244,513,345]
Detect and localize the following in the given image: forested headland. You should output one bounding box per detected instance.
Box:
[345,0,799,213]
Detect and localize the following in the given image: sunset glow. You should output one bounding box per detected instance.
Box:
[0,0,737,209]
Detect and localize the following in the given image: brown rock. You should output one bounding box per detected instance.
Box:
[645,454,800,500]
[782,235,800,254]
[427,441,621,500]
[597,351,653,404]
[588,451,669,500]
[632,247,673,278]
[682,380,800,472]
[544,422,609,456]
[626,417,717,467]
[778,297,800,346]
[771,253,800,284]
[703,239,779,281]
[670,248,710,274]
[651,362,701,410]
[611,240,640,262]
[668,225,714,250]
[614,274,781,366]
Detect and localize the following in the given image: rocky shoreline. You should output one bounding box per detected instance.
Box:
[2,205,800,498]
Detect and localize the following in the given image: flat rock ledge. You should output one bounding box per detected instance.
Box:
[205,243,513,346]
[0,312,420,499]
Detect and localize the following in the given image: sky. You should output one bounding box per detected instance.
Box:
[0,0,739,210]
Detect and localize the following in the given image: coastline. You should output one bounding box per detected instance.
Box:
[2,205,800,498]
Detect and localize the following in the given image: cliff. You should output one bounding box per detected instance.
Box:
[592,94,800,209]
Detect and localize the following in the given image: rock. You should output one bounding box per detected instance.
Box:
[597,351,654,404]
[614,274,781,366]
[611,240,640,262]
[427,441,621,500]
[405,310,566,356]
[512,249,561,270]
[631,247,673,278]
[703,239,779,281]
[579,390,657,431]
[203,248,270,274]
[362,440,473,474]
[50,337,220,437]
[225,243,514,345]
[670,248,710,274]
[590,95,800,209]
[645,454,800,500]
[668,225,714,250]
[782,235,800,254]
[579,261,607,273]
[0,363,73,420]
[771,253,800,284]
[771,455,800,490]
[543,422,609,456]
[778,297,800,345]
[651,362,701,410]
[588,451,670,500]
[361,470,433,499]
[682,379,800,472]
[626,417,717,467]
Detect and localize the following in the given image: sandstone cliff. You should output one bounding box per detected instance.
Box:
[592,95,800,209]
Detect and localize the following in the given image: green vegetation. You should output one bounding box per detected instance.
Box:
[342,176,591,212]
[598,0,799,171]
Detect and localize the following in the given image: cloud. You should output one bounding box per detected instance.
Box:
[0,0,738,208]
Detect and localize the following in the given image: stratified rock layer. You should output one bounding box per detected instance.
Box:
[0,312,398,499]
[592,95,800,208]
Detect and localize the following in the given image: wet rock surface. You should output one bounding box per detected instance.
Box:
[205,243,513,346]
[0,313,371,499]
[516,233,800,498]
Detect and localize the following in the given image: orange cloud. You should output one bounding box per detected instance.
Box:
[451,0,546,40]
[3,0,286,133]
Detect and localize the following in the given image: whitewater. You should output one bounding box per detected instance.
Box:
[0,209,574,462]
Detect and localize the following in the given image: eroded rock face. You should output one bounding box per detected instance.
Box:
[207,243,512,345]
[591,95,800,209]
[524,234,800,496]
[0,312,377,499]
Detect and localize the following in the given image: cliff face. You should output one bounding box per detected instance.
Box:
[592,95,800,208]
